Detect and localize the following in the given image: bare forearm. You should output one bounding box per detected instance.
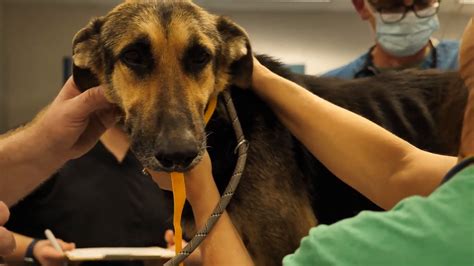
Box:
[0,125,64,206]
[4,233,32,262]
[252,65,454,209]
[187,178,254,266]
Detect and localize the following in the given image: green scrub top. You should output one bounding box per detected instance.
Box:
[283,159,474,266]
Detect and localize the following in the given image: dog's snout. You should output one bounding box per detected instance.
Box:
[155,139,199,170]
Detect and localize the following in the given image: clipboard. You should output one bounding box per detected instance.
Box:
[65,247,175,261]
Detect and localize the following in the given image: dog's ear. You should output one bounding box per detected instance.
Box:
[216,16,253,89]
[72,17,105,92]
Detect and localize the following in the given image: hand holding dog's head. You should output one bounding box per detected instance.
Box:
[72,1,253,172]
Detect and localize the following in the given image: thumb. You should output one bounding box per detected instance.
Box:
[0,202,10,226]
[165,230,175,247]
[69,86,113,119]
[56,77,81,101]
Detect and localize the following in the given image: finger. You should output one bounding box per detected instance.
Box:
[40,248,66,260]
[150,171,172,191]
[72,115,107,156]
[79,107,122,144]
[165,230,175,246]
[96,107,121,130]
[0,227,16,255]
[252,56,262,67]
[185,152,212,177]
[57,239,75,251]
[69,86,113,119]
[56,77,81,101]
[0,202,10,226]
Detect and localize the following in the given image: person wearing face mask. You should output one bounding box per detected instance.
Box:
[323,0,459,79]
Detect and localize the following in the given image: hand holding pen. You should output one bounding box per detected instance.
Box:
[26,229,75,266]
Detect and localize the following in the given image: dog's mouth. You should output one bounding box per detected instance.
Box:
[134,141,207,173]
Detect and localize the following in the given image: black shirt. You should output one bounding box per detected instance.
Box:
[7,142,172,265]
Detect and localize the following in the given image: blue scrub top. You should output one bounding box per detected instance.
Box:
[323,40,460,79]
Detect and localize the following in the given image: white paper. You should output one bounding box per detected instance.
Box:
[65,247,175,261]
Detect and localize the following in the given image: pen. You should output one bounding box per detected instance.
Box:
[44,229,64,255]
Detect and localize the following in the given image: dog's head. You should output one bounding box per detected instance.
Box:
[73,0,253,172]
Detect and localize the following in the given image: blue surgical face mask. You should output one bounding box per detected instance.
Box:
[375,13,440,57]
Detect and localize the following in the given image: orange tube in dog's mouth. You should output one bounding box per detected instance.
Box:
[170,172,186,266]
[148,96,218,265]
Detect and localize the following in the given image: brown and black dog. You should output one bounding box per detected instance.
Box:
[72,1,468,265]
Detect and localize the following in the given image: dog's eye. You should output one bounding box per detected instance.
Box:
[183,45,213,75]
[121,50,144,66]
[192,50,211,67]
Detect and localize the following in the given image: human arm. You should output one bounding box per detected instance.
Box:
[185,162,253,265]
[251,59,456,210]
[150,153,254,266]
[459,17,474,161]
[164,230,202,266]
[0,77,117,206]
[4,233,74,266]
[283,164,474,266]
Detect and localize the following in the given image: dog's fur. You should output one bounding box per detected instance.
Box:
[72,1,468,265]
[73,0,254,173]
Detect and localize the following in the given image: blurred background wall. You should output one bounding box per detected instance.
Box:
[0,0,472,132]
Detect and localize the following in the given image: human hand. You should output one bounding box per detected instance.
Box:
[251,56,265,87]
[182,152,213,204]
[251,56,270,90]
[164,230,202,266]
[30,77,119,164]
[0,201,15,256]
[33,239,75,266]
[165,229,188,250]
[150,171,172,191]
[149,152,214,204]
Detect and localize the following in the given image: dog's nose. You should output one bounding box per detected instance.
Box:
[155,143,199,170]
